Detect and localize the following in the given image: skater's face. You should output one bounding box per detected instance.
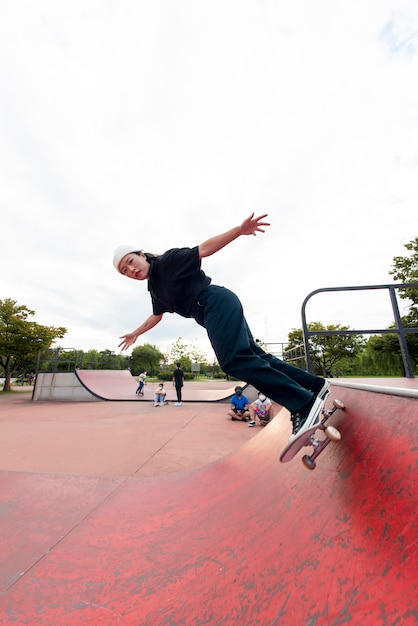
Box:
[118,252,150,280]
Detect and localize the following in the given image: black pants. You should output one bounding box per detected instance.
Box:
[194,285,317,412]
[175,385,182,402]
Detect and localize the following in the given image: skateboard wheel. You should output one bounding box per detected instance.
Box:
[302,455,316,470]
[324,425,341,441]
[333,399,345,410]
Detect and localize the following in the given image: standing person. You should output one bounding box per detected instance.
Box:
[227,385,251,422]
[172,363,184,406]
[136,370,147,395]
[113,213,329,439]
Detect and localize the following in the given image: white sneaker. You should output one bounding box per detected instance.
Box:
[174,401,182,406]
[154,402,159,407]
[289,395,323,439]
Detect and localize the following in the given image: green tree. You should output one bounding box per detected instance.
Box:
[78,349,101,369]
[188,345,209,367]
[0,298,66,392]
[390,236,418,321]
[97,349,128,369]
[359,334,404,376]
[287,322,366,376]
[384,236,418,374]
[165,338,214,375]
[358,315,418,376]
[168,338,190,364]
[130,344,164,376]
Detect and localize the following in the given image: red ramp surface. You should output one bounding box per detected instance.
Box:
[75,370,244,401]
[0,384,417,625]
[76,368,139,400]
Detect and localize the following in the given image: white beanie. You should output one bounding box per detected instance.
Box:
[113,245,139,272]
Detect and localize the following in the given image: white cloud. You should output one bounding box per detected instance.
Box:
[1,0,417,359]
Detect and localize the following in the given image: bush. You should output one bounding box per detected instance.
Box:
[156,370,197,382]
[156,371,174,381]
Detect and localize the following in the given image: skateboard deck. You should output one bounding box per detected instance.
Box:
[280,396,345,469]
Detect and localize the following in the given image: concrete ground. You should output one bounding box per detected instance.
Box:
[0,379,416,625]
[0,382,276,478]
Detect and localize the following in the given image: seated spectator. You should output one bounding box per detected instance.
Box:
[228,385,250,421]
[248,391,273,427]
[154,383,167,406]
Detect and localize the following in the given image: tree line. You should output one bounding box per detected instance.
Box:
[33,340,224,381]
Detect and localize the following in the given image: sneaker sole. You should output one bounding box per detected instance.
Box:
[316,379,330,399]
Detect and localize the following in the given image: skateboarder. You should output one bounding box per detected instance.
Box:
[113,213,328,437]
[136,370,147,395]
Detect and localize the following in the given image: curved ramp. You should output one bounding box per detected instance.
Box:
[75,368,141,400]
[32,370,243,402]
[0,384,417,624]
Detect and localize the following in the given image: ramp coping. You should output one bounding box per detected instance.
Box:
[330,378,418,398]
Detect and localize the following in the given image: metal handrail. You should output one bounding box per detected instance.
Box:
[301,282,418,378]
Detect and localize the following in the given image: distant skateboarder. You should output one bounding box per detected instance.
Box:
[136,371,146,395]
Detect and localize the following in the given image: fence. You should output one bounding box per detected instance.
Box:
[301,283,418,378]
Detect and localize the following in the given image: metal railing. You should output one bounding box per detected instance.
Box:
[264,342,292,360]
[301,282,418,378]
[36,348,79,372]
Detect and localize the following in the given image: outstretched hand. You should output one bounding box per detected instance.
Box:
[118,333,137,351]
[240,213,270,236]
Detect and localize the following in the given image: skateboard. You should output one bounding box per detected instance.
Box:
[280,396,345,470]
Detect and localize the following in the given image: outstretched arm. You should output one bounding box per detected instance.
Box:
[198,213,270,259]
[118,313,163,351]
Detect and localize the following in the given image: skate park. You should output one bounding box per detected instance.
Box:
[3,2,418,622]
[1,371,417,624]
[1,286,417,624]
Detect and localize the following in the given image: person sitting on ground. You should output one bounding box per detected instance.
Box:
[248,391,273,427]
[228,385,251,421]
[154,383,166,406]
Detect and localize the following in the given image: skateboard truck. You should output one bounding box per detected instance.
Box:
[279,396,345,469]
[301,399,345,470]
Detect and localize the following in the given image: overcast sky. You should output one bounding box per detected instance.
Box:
[1,0,417,362]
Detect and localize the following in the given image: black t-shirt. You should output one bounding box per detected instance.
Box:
[148,246,211,317]
[173,368,184,386]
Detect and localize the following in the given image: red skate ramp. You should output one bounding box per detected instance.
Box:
[76,368,139,400]
[0,384,417,625]
[31,369,140,401]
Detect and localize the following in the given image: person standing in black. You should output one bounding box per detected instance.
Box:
[172,363,184,406]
